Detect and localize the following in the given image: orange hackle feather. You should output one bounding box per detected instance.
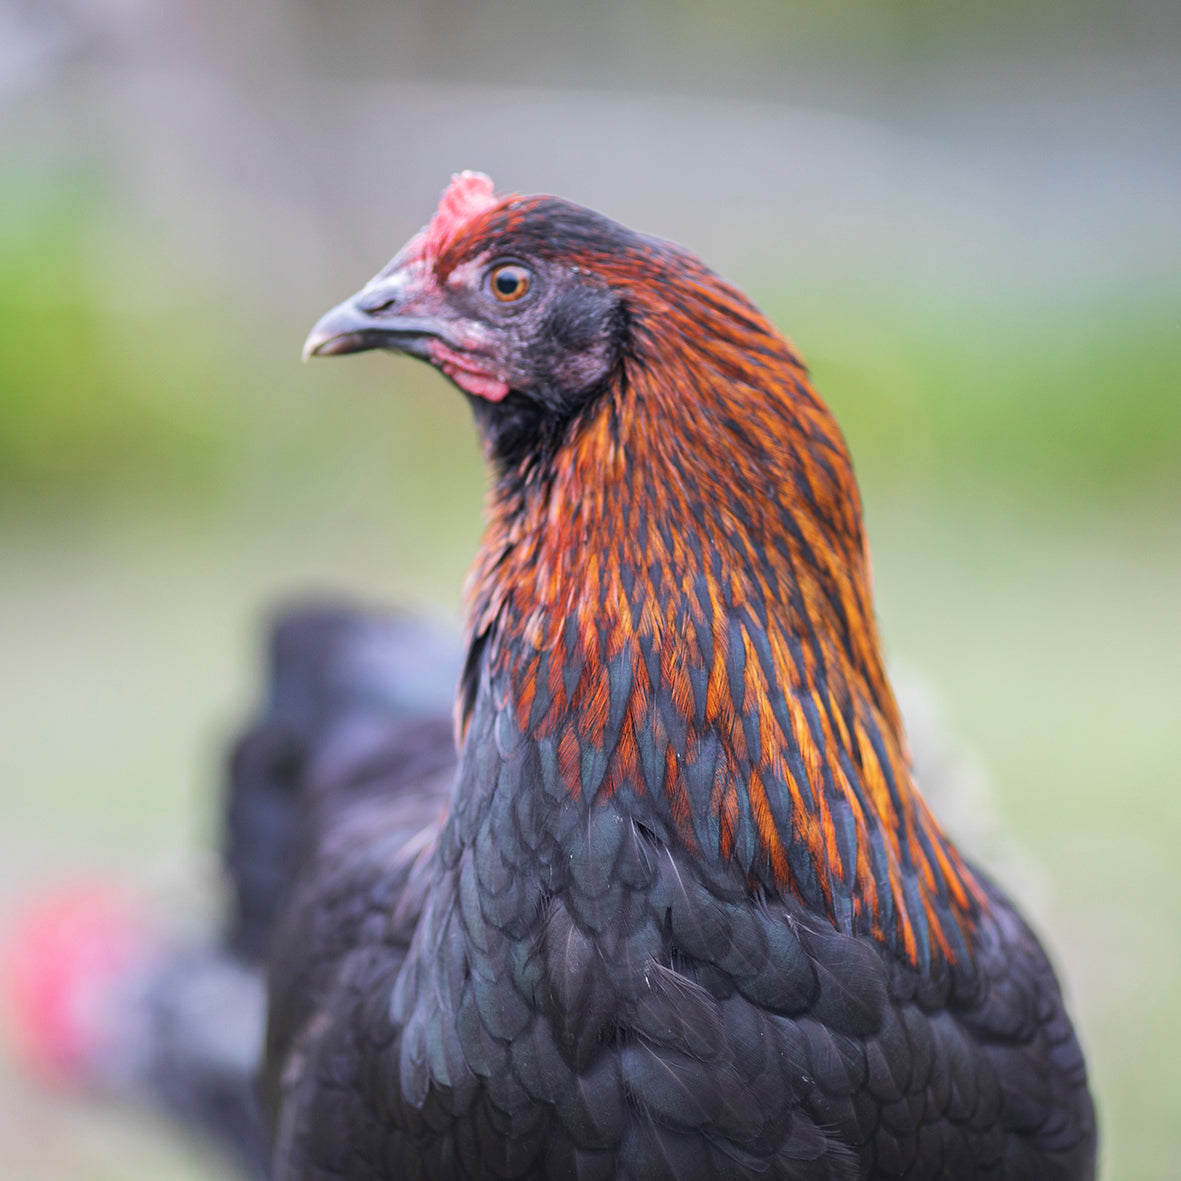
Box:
[427,191,986,969]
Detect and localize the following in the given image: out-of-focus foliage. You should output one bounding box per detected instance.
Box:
[265,0,1181,87]
[773,281,1181,498]
[0,178,235,506]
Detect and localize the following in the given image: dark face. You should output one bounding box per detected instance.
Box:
[304,204,629,467]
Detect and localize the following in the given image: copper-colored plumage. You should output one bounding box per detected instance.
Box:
[282,175,1096,1179]
[447,196,986,966]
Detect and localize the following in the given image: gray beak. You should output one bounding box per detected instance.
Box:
[302,281,445,362]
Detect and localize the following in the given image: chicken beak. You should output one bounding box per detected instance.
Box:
[302,280,444,362]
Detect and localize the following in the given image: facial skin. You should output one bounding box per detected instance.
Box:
[305,230,628,468]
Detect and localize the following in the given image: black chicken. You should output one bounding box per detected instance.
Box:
[271,172,1097,1177]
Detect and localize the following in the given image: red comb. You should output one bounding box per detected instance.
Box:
[422,171,499,258]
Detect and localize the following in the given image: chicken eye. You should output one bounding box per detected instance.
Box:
[488,264,531,303]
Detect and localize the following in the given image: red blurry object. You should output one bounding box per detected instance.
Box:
[1,882,154,1087]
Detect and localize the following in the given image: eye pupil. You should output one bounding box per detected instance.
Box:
[490,264,530,302]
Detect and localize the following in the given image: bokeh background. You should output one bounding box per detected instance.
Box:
[1,1,1178,1177]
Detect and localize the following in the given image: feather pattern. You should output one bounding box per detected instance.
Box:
[458,198,981,969]
[268,180,1097,1179]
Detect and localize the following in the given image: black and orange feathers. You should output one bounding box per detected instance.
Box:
[273,174,1096,1179]
[455,195,982,970]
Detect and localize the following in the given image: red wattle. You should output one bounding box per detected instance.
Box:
[428,340,511,402]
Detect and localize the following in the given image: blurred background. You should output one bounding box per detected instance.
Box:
[1,0,1178,1176]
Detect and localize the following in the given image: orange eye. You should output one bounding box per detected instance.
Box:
[489,264,531,302]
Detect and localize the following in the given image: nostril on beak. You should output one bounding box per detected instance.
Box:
[360,296,398,316]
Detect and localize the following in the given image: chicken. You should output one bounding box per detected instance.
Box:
[291,174,1093,1176]
[224,603,461,962]
[1,603,460,1181]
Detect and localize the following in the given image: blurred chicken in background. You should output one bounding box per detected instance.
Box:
[2,604,460,1179]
